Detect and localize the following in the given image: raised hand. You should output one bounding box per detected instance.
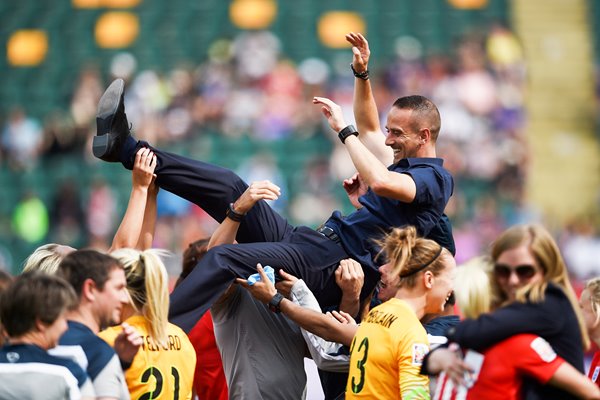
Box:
[113,322,143,365]
[132,147,157,190]
[234,180,280,214]
[343,173,368,209]
[345,32,370,73]
[335,258,364,299]
[312,96,347,133]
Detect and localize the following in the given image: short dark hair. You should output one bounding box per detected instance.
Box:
[57,250,122,299]
[0,269,12,293]
[176,238,210,287]
[0,272,76,337]
[392,95,441,141]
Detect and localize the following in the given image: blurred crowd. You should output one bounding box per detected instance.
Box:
[1,25,599,282]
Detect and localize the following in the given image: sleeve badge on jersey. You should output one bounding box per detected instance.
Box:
[530,337,557,363]
[412,343,429,365]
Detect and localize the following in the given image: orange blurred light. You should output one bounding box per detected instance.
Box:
[72,0,141,8]
[7,30,48,66]
[230,0,277,30]
[318,12,366,49]
[95,12,139,48]
[72,0,101,8]
[448,0,488,9]
[102,0,142,8]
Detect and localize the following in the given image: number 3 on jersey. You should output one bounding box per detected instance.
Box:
[139,366,181,400]
[349,336,369,393]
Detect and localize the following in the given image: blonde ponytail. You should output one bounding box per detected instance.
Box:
[377,226,417,281]
[111,248,170,347]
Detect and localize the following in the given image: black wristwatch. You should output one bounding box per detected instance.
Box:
[268,292,285,313]
[338,125,359,144]
[225,203,245,222]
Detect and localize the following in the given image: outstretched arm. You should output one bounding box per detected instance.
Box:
[275,258,364,318]
[314,97,416,202]
[109,148,157,251]
[288,276,354,372]
[346,32,393,165]
[208,181,280,302]
[208,180,280,249]
[447,290,570,352]
[238,265,358,346]
[136,178,158,250]
[549,363,600,399]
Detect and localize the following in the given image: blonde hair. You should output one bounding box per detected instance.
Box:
[491,224,590,349]
[585,277,600,325]
[22,243,70,274]
[454,257,492,319]
[376,226,450,289]
[111,248,170,347]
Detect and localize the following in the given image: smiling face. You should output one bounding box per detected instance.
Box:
[378,252,456,310]
[94,267,129,330]
[494,245,544,302]
[385,107,423,163]
[425,253,456,314]
[377,262,400,302]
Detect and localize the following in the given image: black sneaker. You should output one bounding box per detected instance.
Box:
[93,78,131,162]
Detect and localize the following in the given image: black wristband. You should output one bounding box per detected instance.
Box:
[268,292,285,313]
[350,64,369,80]
[338,125,359,144]
[226,203,245,222]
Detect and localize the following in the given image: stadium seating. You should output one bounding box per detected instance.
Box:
[0,0,513,270]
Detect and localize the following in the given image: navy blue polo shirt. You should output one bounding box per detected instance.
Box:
[325,157,453,272]
[54,320,118,380]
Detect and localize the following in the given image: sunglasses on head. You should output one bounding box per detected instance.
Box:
[493,264,537,280]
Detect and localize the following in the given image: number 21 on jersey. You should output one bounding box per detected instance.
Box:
[139,366,181,400]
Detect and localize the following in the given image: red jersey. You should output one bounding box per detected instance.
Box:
[434,334,564,400]
[588,351,600,388]
[188,312,228,400]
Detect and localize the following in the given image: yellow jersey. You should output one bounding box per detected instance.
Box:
[346,298,430,400]
[99,315,196,400]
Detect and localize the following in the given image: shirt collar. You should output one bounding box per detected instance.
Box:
[396,157,444,168]
[67,320,94,334]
